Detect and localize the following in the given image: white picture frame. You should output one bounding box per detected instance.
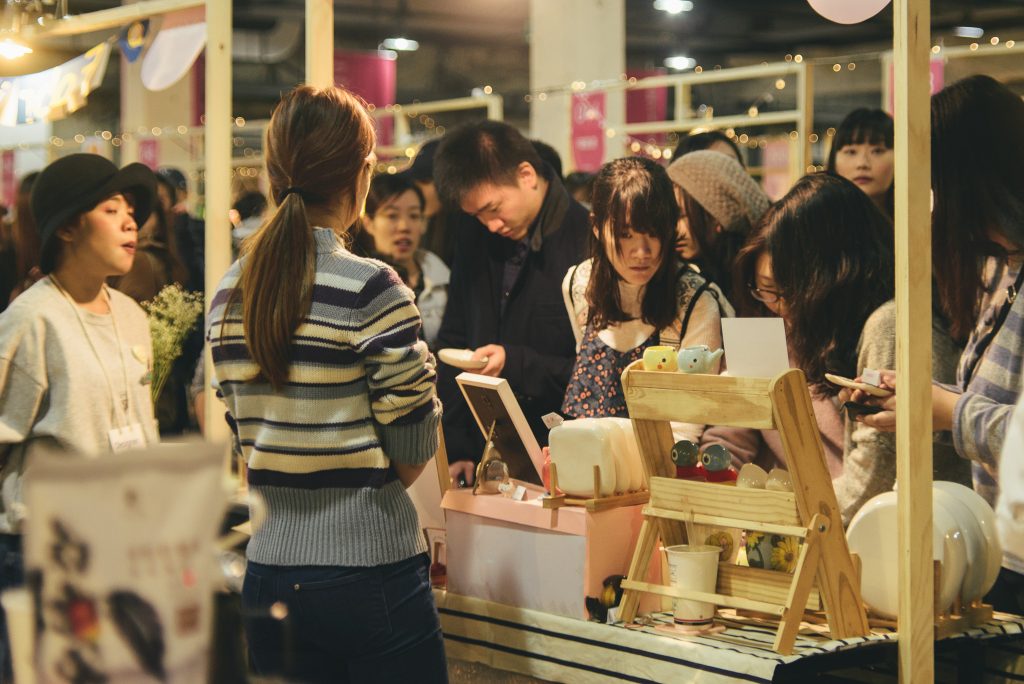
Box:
[455,372,545,486]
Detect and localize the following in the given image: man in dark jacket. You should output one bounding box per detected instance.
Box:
[434,121,588,486]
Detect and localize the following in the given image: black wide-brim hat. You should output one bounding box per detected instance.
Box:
[31,153,156,273]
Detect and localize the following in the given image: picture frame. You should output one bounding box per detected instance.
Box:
[455,372,545,487]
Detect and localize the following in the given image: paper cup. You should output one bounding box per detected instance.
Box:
[665,544,720,625]
[1,588,36,684]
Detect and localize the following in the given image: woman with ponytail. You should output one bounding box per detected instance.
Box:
[208,85,446,683]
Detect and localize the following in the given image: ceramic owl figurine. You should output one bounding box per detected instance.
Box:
[676,345,724,374]
[670,440,707,481]
[701,444,738,484]
[642,345,678,372]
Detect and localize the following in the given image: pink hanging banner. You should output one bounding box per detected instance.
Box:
[626,68,668,125]
[1,151,14,208]
[138,139,160,170]
[571,91,606,173]
[334,50,397,145]
[627,68,668,152]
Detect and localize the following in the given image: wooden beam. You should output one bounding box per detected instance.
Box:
[893,0,935,681]
[203,0,232,448]
[22,0,204,38]
[305,0,334,88]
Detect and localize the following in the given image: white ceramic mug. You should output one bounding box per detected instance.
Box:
[665,544,720,625]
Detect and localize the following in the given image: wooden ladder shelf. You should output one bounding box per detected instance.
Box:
[617,363,869,655]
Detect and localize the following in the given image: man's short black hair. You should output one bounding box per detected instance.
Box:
[434,120,543,205]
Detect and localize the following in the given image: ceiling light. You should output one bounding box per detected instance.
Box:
[953,26,984,39]
[664,55,696,70]
[381,37,418,51]
[0,38,32,59]
[654,0,694,14]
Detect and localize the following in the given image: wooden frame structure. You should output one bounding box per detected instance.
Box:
[617,364,869,655]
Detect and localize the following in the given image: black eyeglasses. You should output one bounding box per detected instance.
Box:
[748,283,784,304]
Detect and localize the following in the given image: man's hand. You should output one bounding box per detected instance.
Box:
[449,460,475,487]
[474,344,506,377]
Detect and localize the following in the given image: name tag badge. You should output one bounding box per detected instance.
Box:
[109,423,146,452]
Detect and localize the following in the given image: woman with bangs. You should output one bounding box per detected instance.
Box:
[561,156,724,429]
[827,108,894,219]
[758,173,968,525]
[357,173,449,350]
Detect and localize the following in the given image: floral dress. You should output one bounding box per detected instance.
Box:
[561,324,658,418]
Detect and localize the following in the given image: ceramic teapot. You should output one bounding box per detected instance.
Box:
[676,345,724,374]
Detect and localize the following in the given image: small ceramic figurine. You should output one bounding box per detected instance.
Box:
[474,421,510,495]
[642,345,678,372]
[701,444,738,484]
[676,345,724,374]
[670,440,707,481]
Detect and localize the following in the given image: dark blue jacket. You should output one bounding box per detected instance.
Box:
[436,174,589,463]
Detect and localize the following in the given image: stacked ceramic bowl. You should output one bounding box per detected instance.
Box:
[548,417,644,496]
[845,482,1002,618]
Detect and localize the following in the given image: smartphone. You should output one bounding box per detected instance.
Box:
[824,373,893,398]
[842,401,885,419]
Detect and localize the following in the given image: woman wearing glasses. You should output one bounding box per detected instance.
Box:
[705,172,969,524]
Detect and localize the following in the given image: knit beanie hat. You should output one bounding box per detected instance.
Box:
[667,150,770,234]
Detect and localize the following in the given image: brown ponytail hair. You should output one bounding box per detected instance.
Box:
[237,85,376,389]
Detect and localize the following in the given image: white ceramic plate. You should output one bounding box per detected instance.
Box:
[934,488,987,603]
[438,348,487,371]
[846,490,966,618]
[608,417,643,492]
[933,481,1002,598]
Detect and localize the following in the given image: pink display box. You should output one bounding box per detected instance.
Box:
[441,488,660,620]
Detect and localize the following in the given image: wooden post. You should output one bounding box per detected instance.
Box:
[893,0,934,681]
[796,62,813,173]
[305,0,334,88]
[203,0,232,446]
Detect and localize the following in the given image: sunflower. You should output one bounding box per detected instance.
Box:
[770,536,801,573]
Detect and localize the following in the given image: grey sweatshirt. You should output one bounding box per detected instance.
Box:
[0,278,158,532]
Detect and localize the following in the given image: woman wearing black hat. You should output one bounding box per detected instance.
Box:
[0,153,159,678]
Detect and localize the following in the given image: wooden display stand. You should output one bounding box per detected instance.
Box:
[617,364,870,655]
[542,462,649,512]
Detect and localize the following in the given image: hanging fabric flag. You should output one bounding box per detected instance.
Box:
[118,20,150,63]
[141,7,205,92]
[0,41,111,126]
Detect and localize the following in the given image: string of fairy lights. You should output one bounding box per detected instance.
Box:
[7,37,1020,179]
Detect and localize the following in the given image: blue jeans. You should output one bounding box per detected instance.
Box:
[0,535,24,684]
[242,553,447,684]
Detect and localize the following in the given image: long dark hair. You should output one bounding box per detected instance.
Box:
[732,229,773,318]
[586,156,679,331]
[932,75,1024,341]
[142,200,188,286]
[763,173,894,393]
[12,172,40,288]
[679,190,746,302]
[827,108,894,218]
[235,85,376,389]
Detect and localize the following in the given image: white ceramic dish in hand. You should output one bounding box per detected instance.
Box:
[933,487,988,604]
[933,481,1002,599]
[438,348,488,371]
[846,490,966,619]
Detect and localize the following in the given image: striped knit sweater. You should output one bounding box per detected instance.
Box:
[953,256,1024,573]
[208,227,441,567]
